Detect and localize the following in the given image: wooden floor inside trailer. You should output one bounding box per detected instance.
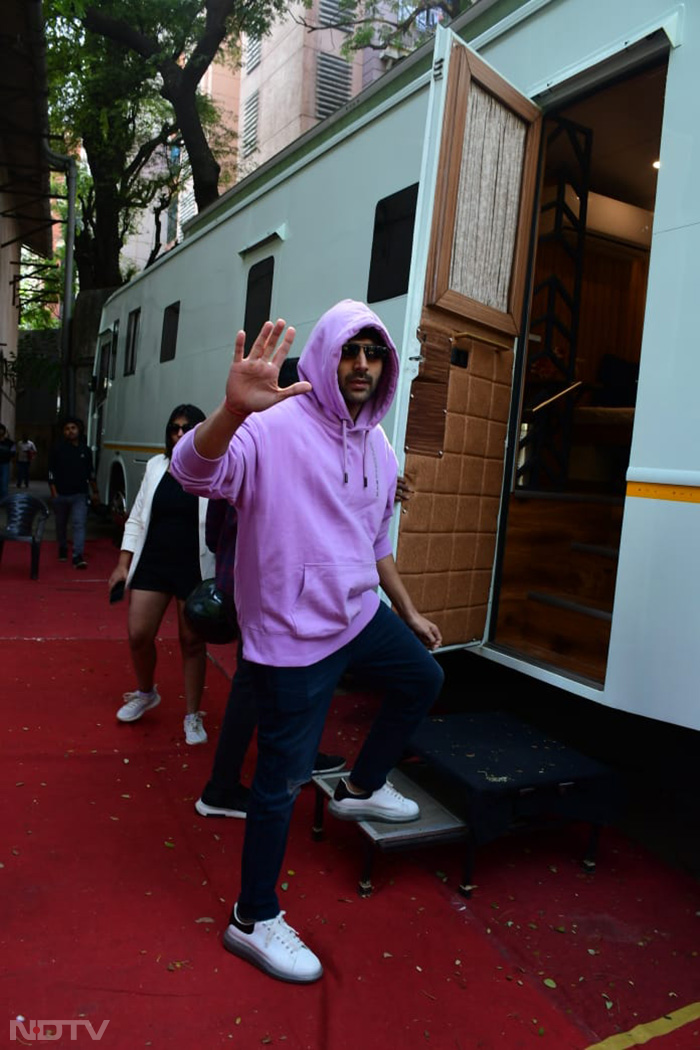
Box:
[493,490,625,682]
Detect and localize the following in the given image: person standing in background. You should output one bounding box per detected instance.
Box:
[0,423,15,500]
[15,434,37,488]
[48,417,99,569]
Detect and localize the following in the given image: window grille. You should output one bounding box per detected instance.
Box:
[178,187,196,230]
[319,0,345,27]
[316,53,351,120]
[246,36,261,72]
[242,91,259,158]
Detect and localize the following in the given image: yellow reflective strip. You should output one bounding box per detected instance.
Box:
[627,482,700,504]
[584,1001,700,1049]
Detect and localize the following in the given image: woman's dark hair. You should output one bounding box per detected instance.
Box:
[164,403,206,457]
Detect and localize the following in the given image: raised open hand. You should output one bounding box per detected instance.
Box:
[224,319,311,418]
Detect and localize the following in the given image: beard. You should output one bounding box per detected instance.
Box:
[341,372,379,408]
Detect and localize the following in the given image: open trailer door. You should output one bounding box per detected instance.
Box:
[396,26,541,649]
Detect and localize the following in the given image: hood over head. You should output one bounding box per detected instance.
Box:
[297,300,399,429]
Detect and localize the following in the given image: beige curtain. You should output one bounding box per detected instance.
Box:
[449,84,526,312]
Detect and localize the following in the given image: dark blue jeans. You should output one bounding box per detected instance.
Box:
[202,652,257,804]
[236,602,445,921]
[53,493,88,558]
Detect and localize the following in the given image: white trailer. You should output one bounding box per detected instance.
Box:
[89,0,699,731]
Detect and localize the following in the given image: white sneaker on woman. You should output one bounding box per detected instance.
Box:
[116,689,160,723]
[184,711,207,745]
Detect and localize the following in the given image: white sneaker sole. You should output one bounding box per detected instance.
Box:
[195,798,246,819]
[185,733,208,746]
[327,799,420,823]
[116,695,161,722]
[222,927,323,983]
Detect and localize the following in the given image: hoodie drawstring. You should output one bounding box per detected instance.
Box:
[341,421,371,489]
[342,420,349,484]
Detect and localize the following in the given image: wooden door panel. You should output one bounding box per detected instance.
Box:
[397,36,541,647]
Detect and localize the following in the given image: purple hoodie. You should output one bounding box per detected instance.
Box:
[171,300,400,666]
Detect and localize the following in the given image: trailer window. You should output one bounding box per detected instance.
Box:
[160,301,180,363]
[243,257,274,352]
[124,309,140,376]
[367,183,419,303]
[110,320,119,379]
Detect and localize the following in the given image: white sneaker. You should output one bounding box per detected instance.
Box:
[223,907,323,983]
[184,711,207,745]
[116,689,160,723]
[328,778,420,823]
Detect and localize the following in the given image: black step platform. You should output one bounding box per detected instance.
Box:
[407,710,622,893]
[312,712,621,898]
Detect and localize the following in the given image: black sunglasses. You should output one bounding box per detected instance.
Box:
[341,342,389,362]
[168,422,194,435]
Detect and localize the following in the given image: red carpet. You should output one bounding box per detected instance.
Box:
[1,537,699,1048]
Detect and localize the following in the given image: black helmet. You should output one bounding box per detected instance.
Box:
[184,578,237,645]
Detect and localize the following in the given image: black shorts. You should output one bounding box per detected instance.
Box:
[129,559,201,602]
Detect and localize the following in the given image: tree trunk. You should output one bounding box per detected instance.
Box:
[160,77,221,212]
[80,130,127,289]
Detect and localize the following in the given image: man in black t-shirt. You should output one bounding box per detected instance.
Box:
[48,417,99,569]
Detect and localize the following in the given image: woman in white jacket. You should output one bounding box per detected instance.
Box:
[108,404,215,745]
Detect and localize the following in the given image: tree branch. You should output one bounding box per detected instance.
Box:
[181,0,237,90]
[123,122,179,184]
[83,7,160,61]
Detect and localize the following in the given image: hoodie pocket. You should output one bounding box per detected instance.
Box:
[290,562,379,640]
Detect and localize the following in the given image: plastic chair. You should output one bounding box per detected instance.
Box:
[0,493,50,580]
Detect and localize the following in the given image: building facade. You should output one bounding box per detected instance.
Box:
[238,3,380,175]
[0,0,54,439]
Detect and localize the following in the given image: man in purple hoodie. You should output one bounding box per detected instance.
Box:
[171,300,443,983]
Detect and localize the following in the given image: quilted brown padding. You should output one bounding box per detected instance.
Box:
[397,337,513,647]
